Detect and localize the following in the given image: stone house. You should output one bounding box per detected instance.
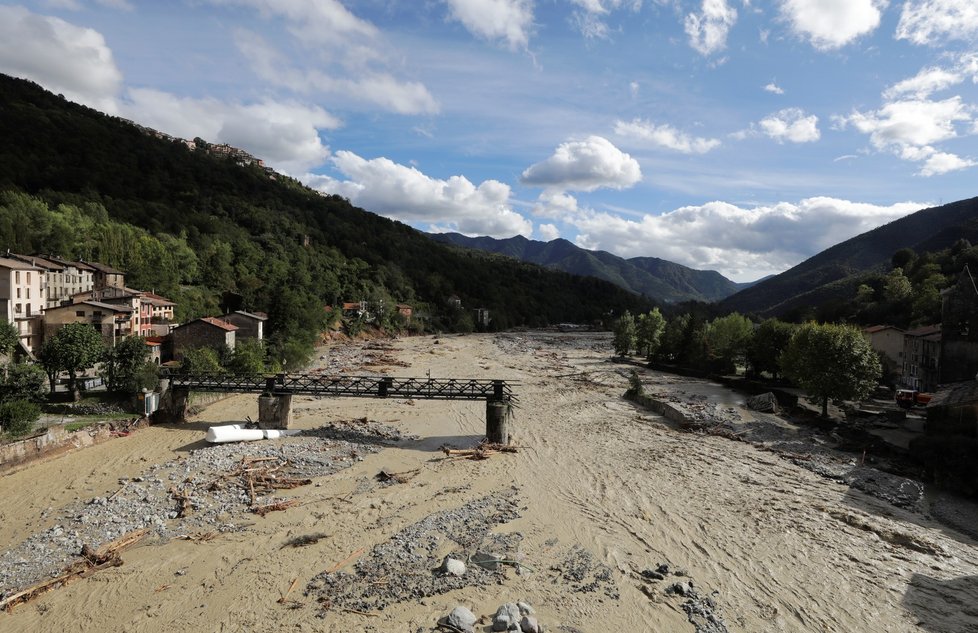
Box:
[169,317,238,362]
[222,310,266,340]
[0,256,44,355]
[85,261,126,290]
[862,325,905,377]
[43,300,134,347]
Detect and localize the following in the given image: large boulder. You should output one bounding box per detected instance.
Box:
[746,392,778,413]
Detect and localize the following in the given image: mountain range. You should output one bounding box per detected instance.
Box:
[429,233,758,304]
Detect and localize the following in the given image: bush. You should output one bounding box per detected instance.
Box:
[0,399,41,436]
[1,362,46,402]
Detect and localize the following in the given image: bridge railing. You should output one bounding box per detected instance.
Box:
[162,371,516,402]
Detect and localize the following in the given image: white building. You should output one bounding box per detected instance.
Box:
[0,257,44,355]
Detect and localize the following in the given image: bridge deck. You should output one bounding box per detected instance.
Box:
[164,373,516,402]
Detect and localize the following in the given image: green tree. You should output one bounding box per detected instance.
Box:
[0,322,18,356]
[704,313,754,374]
[882,269,912,303]
[40,324,105,401]
[227,339,267,376]
[747,319,796,380]
[36,339,62,393]
[636,308,666,360]
[613,311,637,356]
[0,362,46,402]
[104,336,151,393]
[780,322,881,417]
[180,347,223,374]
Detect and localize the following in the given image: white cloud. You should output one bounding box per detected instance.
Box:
[896,0,978,45]
[531,191,582,219]
[216,2,438,115]
[764,82,784,95]
[123,89,338,173]
[883,66,963,99]
[918,150,977,176]
[614,119,721,154]
[444,0,535,50]
[538,223,561,241]
[758,108,820,143]
[521,136,642,192]
[685,0,738,56]
[779,0,885,50]
[841,97,972,150]
[569,0,643,39]
[0,5,122,113]
[305,151,533,238]
[838,90,977,176]
[570,197,924,281]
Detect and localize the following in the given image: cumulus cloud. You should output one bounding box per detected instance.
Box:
[614,119,721,154]
[779,0,885,50]
[521,136,642,192]
[838,96,976,175]
[444,0,535,50]
[538,223,561,241]
[531,191,582,219]
[764,82,784,95]
[570,197,925,281]
[304,151,533,238]
[685,0,738,56]
[883,66,964,100]
[896,0,978,45]
[123,89,338,173]
[0,5,122,113]
[759,108,820,143]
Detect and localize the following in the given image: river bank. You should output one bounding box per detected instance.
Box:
[2,332,977,632]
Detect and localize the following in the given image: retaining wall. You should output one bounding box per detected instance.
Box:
[1,424,116,472]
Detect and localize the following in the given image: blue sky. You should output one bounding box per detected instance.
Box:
[2,1,977,281]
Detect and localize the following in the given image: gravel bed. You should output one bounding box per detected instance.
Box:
[305,491,522,613]
[0,418,404,600]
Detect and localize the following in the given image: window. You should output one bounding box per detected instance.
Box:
[25,288,29,299]
[76,310,85,317]
[25,305,31,317]
[14,303,21,314]
[26,272,31,284]
[14,271,19,284]
[15,288,20,299]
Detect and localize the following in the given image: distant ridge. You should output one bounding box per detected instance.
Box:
[720,196,978,316]
[429,233,755,303]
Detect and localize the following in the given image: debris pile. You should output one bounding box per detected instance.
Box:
[0,418,402,601]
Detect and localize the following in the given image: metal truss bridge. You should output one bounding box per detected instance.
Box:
[163,372,517,403]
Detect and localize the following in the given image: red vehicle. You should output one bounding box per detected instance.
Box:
[895,389,932,408]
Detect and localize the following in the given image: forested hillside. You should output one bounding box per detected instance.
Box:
[721,196,978,317]
[430,232,751,303]
[0,74,652,364]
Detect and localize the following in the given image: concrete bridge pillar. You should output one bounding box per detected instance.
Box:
[258,393,293,429]
[153,385,189,423]
[486,400,512,445]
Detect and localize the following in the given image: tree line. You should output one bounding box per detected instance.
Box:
[613,310,881,417]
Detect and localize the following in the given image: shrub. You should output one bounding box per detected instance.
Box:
[0,399,41,436]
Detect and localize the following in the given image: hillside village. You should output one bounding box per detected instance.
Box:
[1,252,279,369]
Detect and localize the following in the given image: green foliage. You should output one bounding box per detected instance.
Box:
[226,339,267,376]
[104,336,151,393]
[180,347,223,374]
[613,311,637,356]
[882,269,912,302]
[747,319,796,380]
[1,362,46,403]
[0,321,18,356]
[780,322,881,417]
[40,323,105,399]
[0,399,40,436]
[635,308,666,360]
[625,369,644,398]
[659,313,691,363]
[704,313,754,374]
